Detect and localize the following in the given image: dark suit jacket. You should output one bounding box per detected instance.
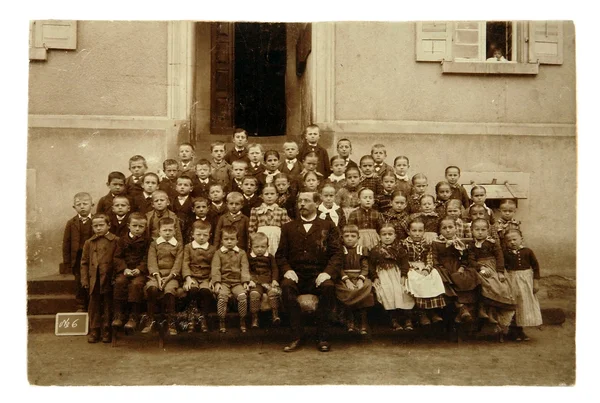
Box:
[170,195,196,238]
[241,193,262,218]
[132,193,154,215]
[279,160,303,181]
[126,176,144,199]
[62,216,93,269]
[276,217,343,282]
[109,212,131,239]
[191,177,218,199]
[159,178,178,201]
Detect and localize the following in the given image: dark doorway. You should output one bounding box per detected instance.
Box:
[234,23,287,136]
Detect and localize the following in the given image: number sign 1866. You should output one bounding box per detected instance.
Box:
[55,312,89,336]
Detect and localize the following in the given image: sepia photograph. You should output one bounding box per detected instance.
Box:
[18,2,588,394]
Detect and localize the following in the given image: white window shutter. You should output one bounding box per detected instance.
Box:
[452,21,485,61]
[415,21,452,62]
[29,20,77,61]
[528,21,563,65]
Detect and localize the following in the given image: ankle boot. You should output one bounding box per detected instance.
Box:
[347,310,356,333]
[270,296,281,325]
[478,304,489,319]
[487,307,498,324]
[219,318,226,333]
[419,311,431,326]
[359,309,369,335]
[88,328,100,343]
[168,315,178,336]
[101,326,112,343]
[240,317,247,333]
[111,301,125,327]
[251,313,259,329]
[199,316,208,333]
[431,310,443,323]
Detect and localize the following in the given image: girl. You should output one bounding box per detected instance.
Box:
[322,155,347,192]
[318,184,346,231]
[248,183,292,255]
[432,217,479,324]
[401,219,446,326]
[469,185,495,224]
[408,173,429,214]
[504,229,542,341]
[392,156,412,197]
[335,225,375,335]
[496,199,521,245]
[410,194,440,244]
[369,223,415,331]
[466,218,515,341]
[273,173,297,219]
[348,188,382,250]
[335,166,362,220]
[301,170,321,193]
[257,149,282,188]
[376,171,398,212]
[382,190,410,241]
[434,181,453,217]
[445,199,466,238]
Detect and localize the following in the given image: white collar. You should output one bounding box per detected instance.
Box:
[116,214,126,220]
[178,195,189,201]
[307,142,318,147]
[220,245,240,253]
[244,193,255,200]
[250,251,269,257]
[229,211,241,217]
[395,174,409,181]
[251,162,261,167]
[319,203,339,212]
[157,237,178,246]
[192,241,210,250]
[212,201,223,206]
[301,213,318,222]
[235,146,246,152]
[329,173,345,181]
[266,169,280,176]
[198,178,209,183]
[286,158,297,164]
[128,232,137,239]
[143,192,153,198]
[78,214,92,220]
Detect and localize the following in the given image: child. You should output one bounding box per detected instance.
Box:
[382,190,410,241]
[159,158,179,201]
[182,220,217,333]
[112,212,150,331]
[301,171,321,193]
[240,175,262,218]
[434,181,453,217]
[210,141,232,189]
[391,156,412,196]
[371,144,392,178]
[504,229,542,341]
[125,155,148,198]
[62,192,95,312]
[247,232,282,328]
[170,175,195,239]
[496,199,521,244]
[299,151,324,180]
[335,166,362,220]
[410,194,440,244]
[469,185,495,224]
[145,190,183,243]
[208,184,228,218]
[322,155,347,192]
[376,171,398,212]
[279,141,302,181]
[214,192,250,251]
[358,155,379,193]
[369,223,414,331]
[178,143,197,178]
[211,225,251,333]
[109,196,131,238]
[445,199,467,238]
[190,197,218,245]
[80,213,119,343]
[464,205,500,242]
[230,160,249,194]
[336,138,358,171]
[247,143,266,177]
[299,124,330,176]
[445,166,469,209]
[432,217,478,324]
[224,128,250,164]
[248,183,291,255]
[348,188,382,250]
[132,172,159,214]
[466,218,515,341]
[191,159,217,199]
[142,217,184,336]
[487,47,507,62]
[408,173,429,214]
[335,225,374,334]
[274,173,297,220]
[257,149,282,189]
[97,172,127,215]
[318,184,346,230]
[402,218,446,326]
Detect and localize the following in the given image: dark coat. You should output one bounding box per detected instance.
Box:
[80,233,119,294]
[62,216,93,269]
[108,212,131,239]
[113,233,150,275]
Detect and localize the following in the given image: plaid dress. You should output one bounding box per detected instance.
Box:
[347,207,383,250]
[382,210,410,241]
[401,237,446,309]
[359,175,379,193]
[248,203,291,255]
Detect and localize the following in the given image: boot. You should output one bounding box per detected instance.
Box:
[88,328,100,343]
[391,317,403,331]
[359,309,369,335]
[459,305,473,323]
[168,315,178,336]
[431,310,443,324]
[141,315,155,334]
[347,310,356,333]
[199,316,208,333]
[270,296,281,325]
[240,317,247,333]
[101,326,112,343]
[249,292,261,329]
[111,300,125,328]
[487,307,498,324]
[237,293,248,333]
[419,311,431,327]
[187,306,197,334]
[251,313,259,329]
[404,318,414,331]
[478,304,489,319]
[219,318,226,333]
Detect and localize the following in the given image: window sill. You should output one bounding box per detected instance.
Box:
[441,61,539,75]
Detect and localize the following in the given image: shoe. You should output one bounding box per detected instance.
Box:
[101,327,112,343]
[283,338,302,352]
[487,309,498,324]
[187,320,195,333]
[419,314,431,327]
[124,315,138,331]
[521,330,531,341]
[317,341,331,352]
[251,315,259,329]
[404,319,414,331]
[431,312,443,323]
[347,320,356,333]
[478,305,489,319]
[272,315,281,326]
[459,306,473,323]
[168,322,178,336]
[111,315,124,328]
[360,327,368,335]
[141,321,155,334]
[199,316,208,333]
[391,318,403,331]
[219,319,226,333]
[87,328,100,343]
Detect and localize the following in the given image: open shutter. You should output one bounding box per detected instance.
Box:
[210,22,235,134]
[528,21,563,65]
[452,21,485,61]
[415,21,452,61]
[29,20,77,61]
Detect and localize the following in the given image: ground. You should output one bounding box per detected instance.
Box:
[27,318,575,386]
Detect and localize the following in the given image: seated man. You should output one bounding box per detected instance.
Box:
[276,191,343,352]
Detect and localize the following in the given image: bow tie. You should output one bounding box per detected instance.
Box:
[257,204,276,214]
[199,179,208,184]
[286,159,297,165]
[80,217,89,223]
[437,235,466,253]
[374,164,382,170]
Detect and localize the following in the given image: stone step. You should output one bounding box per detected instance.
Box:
[28,294,79,316]
[28,314,56,333]
[27,274,77,295]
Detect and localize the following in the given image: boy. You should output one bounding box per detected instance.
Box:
[191,159,217,199]
[274,173,297,220]
[376,172,398,212]
[371,144,393,178]
[80,213,119,343]
[214,192,249,251]
[190,197,218,244]
[145,190,183,243]
[210,141,232,189]
[445,166,469,209]
[109,196,132,238]
[299,124,330,176]
[247,143,265,177]
[336,138,358,171]
[159,158,180,201]
[208,184,228,218]
[358,155,379,193]
[97,172,127,215]
[240,175,262,218]
[224,128,250,164]
[182,220,217,333]
[211,225,250,333]
[132,172,159,214]
[248,232,281,328]
[170,175,196,239]
[125,155,148,198]
[62,192,94,312]
[178,143,197,178]
[143,217,184,336]
[279,141,302,180]
[112,212,150,331]
[229,160,248,194]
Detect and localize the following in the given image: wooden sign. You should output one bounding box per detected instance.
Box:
[55,312,88,336]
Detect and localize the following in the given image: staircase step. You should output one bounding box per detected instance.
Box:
[27,274,77,295]
[28,294,78,315]
[28,314,57,333]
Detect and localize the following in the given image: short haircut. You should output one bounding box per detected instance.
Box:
[411,173,428,184]
[128,212,147,224]
[192,197,209,207]
[345,166,361,176]
[391,190,408,201]
[298,191,322,205]
[129,155,147,168]
[163,159,179,170]
[209,183,224,192]
[435,181,452,193]
[499,199,517,208]
[112,195,130,205]
[73,192,92,202]
[151,190,169,200]
[177,175,194,185]
[91,213,110,225]
[107,171,126,184]
[143,172,160,183]
[247,143,263,153]
[359,155,375,165]
[282,141,298,149]
[232,160,248,168]
[342,224,360,235]
[304,124,320,134]
[179,142,195,151]
[445,165,461,175]
[409,217,425,229]
[358,187,374,198]
[330,155,346,165]
[233,128,248,137]
[221,225,238,238]
[505,228,523,238]
[394,155,410,165]
[302,151,318,162]
[471,218,490,229]
[264,150,280,160]
[192,220,211,233]
[195,158,211,168]
[446,199,463,210]
[371,144,387,154]
[470,185,487,197]
[226,192,244,203]
[420,194,435,204]
[210,141,226,152]
[250,231,269,246]
[337,138,352,147]
[158,217,176,229]
[242,175,259,186]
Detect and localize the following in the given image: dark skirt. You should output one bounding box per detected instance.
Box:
[335,278,375,309]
